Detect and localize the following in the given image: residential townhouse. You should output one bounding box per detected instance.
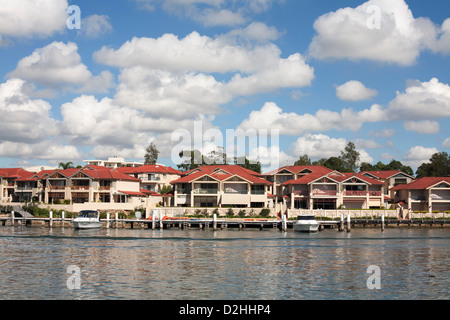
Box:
[117,165,182,194]
[30,165,144,205]
[117,165,182,206]
[391,177,450,213]
[262,166,385,210]
[361,170,415,207]
[171,165,272,208]
[0,168,35,202]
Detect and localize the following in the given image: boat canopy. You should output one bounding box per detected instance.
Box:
[78,210,100,218]
[296,215,316,221]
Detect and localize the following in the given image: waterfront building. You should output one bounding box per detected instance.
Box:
[361,170,415,206]
[0,168,35,202]
[171,165,272,208]
[262,166,385,210]
[391,177,450,213]
[117,165,182,206]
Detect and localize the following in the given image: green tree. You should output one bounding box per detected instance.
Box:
[177,149,204,171]
[340,142,360,172]
[323,156,348,172]
[144,142,159,165]
[234,156,262,173]
[294,154,312,166]
[416,152,450,178]
[58,162,74,169]
[160,185,173,195]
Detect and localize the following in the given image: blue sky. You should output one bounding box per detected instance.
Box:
[0,0,449,173]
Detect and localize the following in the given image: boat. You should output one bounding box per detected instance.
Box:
[73,210,102,229]
[294,215,319,232]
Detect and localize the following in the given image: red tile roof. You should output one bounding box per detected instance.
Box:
[361,170,413,179]
[171,165,271,185]
[32,166,141,182]
[282,171,383,186]
[262,165,333,176]
[0,168,33,179]
[391,177,450,190]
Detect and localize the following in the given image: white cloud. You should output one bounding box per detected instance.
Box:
[238,102,387,135]
[290,133,373,163]
[0,0,68,43]
[336,80,378,101]
[8,42,114,94]
[308,0,449,65]
[220,22,280,43]
[388,78,450,120]
[403,120,440,134]
[79,14,113,38]
[443,138,450,149]
[369,129,395,138]
[134,0,277,27]
[94,32,314,118]
[94,31,284,73]
[0,79,58,143]
[0,141,81,161]
[403,145,439,169]
[113,66,228,118]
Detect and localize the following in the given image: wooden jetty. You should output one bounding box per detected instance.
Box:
[1,212,449,231]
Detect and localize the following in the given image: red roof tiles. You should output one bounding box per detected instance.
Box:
[391,177,450,190]
[171,165,271,185]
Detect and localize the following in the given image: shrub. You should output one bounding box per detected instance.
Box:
[227,208,234,217]
[238,209,246,217]
[260,208,271,217]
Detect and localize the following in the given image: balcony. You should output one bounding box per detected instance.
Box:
[49,185,66,190]
[344,190,367,196]
[99,186,111,191]
[292,190,309,196]
[431,193,450,201]
[193,188,218,195]
[71,185,90,191]
[312,190,337,196]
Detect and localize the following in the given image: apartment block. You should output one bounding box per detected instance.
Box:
[171,165,272,208]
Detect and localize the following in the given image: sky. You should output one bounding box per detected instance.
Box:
[0,0,449,173]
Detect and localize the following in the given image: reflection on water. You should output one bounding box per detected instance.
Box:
[0,226,448,300]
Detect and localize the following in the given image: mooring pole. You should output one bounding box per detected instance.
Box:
[339,213,344,232]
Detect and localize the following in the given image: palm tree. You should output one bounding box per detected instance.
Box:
[58,162,74,170]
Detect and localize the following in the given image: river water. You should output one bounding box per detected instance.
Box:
[0,225,448,300]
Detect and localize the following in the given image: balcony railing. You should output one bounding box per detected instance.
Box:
[250,190,265,195]
[431,194,450,201]
[193,188,218,194]
[99,186,111,191]
[71,185,90,190]
[293,190,309,196]
[225,190,248,194]
[344,190,367,196]
[312,190,337,196]
[49,186,66,190]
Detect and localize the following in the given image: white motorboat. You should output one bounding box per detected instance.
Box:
[294,215,319,232]
[73,210,102,229]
